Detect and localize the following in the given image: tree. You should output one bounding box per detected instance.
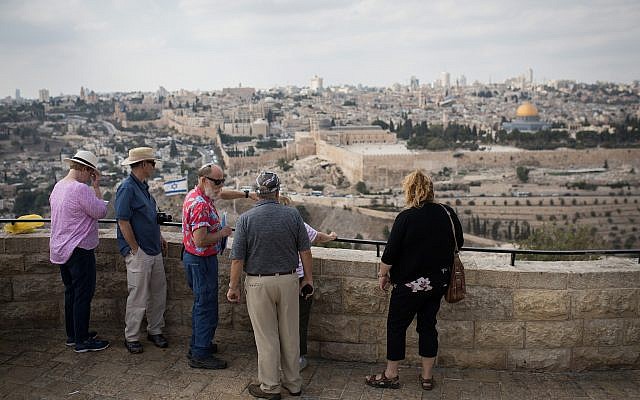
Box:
[354,233,364,250]
[516,166,530,183]
[276,158,292,171]
[355,181,368,194]
[382,225,390,239]
[170,141,179,158]
[517,224,605,260]
[371,119,389,130]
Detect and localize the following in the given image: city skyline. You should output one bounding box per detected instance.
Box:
[1,0,639,98]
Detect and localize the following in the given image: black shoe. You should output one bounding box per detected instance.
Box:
[284,387,301,396]
[74,338,109,353]
[124,340,143,354]
[247,383,281,400]
[189,355,228,370]
[147,333,168,348]
[66,331,98,347]
[187,342,218,360]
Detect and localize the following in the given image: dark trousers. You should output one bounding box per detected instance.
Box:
[59,247,96,344]
[386,284,445,360]
[183,252,219,359]
[299,294,313,356]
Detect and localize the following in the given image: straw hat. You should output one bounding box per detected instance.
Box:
[63,150,99,171]
[121,147,157,166]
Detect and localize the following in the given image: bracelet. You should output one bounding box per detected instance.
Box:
[229,284,238,290]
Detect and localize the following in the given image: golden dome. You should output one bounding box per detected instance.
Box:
[516,102,539,117]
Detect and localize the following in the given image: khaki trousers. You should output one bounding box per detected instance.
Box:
[124,249,166,341]
[245,273,301,394]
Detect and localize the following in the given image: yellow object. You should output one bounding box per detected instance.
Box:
[516,102,539,118]
[4,214,45,234]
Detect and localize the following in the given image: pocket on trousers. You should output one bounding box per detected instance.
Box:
[126,249,146,273]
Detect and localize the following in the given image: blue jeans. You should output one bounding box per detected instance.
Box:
[59,247,96,344]
[183,252,219,359]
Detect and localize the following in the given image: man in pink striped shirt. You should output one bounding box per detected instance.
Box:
[49,150,110,353]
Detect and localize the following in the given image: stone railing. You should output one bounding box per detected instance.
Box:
[1,230,639,371]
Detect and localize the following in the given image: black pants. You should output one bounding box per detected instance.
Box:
[59,247,96,344]
[299,293,313,356]
[386,284,445,361]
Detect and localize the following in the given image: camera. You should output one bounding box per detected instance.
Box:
[301,284,313,297]
[157,212,173,224]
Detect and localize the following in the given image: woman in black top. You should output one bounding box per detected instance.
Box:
[365,170,463,391]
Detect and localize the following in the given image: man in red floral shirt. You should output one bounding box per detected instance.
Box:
[182,163,256,369]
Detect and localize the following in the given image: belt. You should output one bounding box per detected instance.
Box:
[246,270,296,277]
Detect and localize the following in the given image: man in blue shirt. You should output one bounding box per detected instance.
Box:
[115,147,169,354]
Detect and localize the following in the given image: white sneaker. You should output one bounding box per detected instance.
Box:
[299,356,308,371]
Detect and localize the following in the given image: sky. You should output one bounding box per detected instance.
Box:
[1,0,639,98]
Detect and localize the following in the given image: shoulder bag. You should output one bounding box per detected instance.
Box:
[439,204,466,303]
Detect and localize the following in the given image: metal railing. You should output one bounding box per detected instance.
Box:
[3,218,639,266]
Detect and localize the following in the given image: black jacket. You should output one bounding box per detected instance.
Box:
[381,202,464,287]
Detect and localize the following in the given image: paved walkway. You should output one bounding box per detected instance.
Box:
[1,329,640,399]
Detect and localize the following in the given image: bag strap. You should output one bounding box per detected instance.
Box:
[438,203,459,253]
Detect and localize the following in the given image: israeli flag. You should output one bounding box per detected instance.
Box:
[163,176,188,196]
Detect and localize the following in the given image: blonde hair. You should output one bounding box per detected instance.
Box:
[403,170,434,208]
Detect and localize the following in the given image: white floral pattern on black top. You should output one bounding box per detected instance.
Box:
[404,277,433,292]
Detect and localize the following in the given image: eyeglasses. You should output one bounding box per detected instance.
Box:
[205,176,225,186]
[146,160,156,167]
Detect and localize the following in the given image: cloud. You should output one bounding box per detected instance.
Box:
[1,0,639,96]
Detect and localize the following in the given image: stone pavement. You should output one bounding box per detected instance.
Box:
[1,329,640,400]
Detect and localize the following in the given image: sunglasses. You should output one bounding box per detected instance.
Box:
[146,160,156,167]
[205,176,225,185]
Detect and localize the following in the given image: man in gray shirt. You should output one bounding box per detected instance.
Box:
[228,171,313,400]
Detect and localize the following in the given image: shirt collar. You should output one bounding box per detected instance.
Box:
[255,199,278,207]
[194,185,213,203]
[129,173,148,190]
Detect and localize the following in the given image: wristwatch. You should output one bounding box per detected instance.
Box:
[244,190,249,198]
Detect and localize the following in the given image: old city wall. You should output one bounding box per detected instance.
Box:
[313,146,640,190]
[316,141,364,184]
[458,148,640,170]
[361,152,457,189]
[223,148,289,176]
[160,113,219,138]
[2,231,640,371]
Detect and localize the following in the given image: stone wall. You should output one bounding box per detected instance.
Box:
[308,144,640,190]
[1,231,639,371]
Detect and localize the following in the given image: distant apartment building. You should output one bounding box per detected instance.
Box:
[310,75,323,92]
[14,89,21,102]
[410,76,420,91]
[38,89,50,103]
[313,125,396,146]
[222,87,255,101]
[441,72,451,89]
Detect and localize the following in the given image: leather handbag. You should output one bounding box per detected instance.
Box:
[439,204,466,303]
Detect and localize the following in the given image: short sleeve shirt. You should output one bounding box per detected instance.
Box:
[182,186,223,257]
[231,200,311,275]
[114,173,162,256]
[296,223,318,277]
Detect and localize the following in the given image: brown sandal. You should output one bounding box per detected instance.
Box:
[365,371,400,389]
[419,375,434,391]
